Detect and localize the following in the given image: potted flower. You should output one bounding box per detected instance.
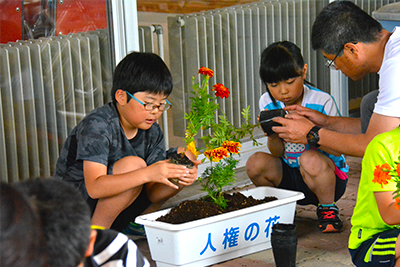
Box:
[182,66,260,209]
[135,67,305,267]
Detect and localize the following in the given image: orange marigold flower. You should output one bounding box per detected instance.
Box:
[395,198,400,212]
[204,147,229,162]
[372,163,392,188]
[198,67,214,78]
[212,83,230,98]
[396,162,400,178]
[222,140,242,154]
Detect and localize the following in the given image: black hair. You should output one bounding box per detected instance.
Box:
[111,51,173,104]
[259,41,306,104]
[15,178,92,267]
[0,182,43,267]
[311,1,383,55]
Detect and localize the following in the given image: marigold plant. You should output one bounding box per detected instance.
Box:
[183,67,260,209]
[372,160,400,211]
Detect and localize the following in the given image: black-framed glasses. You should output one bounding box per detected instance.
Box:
[325,48,343,70]
[125,91,172,111]
[325,42,357,70]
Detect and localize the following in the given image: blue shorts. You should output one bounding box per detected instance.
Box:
[349,229,400,267]
[278,158,348,206]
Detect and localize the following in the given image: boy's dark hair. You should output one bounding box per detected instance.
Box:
[0,183,43,267]
[259,41,305,105]
[311,1,383,55]
[111,51,173,104]
[15,178,92,267]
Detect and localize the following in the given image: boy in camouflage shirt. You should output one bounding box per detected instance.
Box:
[54,52,200,231]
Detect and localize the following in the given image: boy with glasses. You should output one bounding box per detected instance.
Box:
[54,52,200,232]
[271,1,400,160]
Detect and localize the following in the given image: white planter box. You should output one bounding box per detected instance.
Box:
[135,187,304,267]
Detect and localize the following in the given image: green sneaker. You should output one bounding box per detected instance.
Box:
[122,222,146,237]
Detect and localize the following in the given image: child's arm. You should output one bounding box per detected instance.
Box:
[375,191,400,225]
[267,133,284,157]
[83,159,190,200]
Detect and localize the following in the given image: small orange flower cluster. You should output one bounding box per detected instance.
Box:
[372,162,400,211]
[198,67,214,78]
[222,140,242,154]
[203,141,241,162]
[396,162,400,177]
[212,83,230,98]
[204,147,228,162]
[372,163,392,188]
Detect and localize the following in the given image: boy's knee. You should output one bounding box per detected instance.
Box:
[113,156,147,174]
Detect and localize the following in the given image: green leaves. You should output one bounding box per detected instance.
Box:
[199,156,238,209]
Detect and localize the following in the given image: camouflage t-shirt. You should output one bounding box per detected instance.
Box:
[53,102,176,200]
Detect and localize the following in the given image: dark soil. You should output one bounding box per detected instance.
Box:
[156,192,277,224]
[168,153,194,185]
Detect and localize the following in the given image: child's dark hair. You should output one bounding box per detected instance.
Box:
[15,178,92,267]
[260,41,308,104]
[111,51,173,104]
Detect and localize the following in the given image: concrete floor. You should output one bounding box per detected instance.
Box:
[134,156,362,267]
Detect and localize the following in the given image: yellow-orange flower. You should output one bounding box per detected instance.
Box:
[186,141,201,158]
[212,83,230,98]
[198,67,214,78]
[222,141,242,154]
[204,147,229,162]
[372,163,392,188]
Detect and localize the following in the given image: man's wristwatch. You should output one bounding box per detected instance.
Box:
[306,126,321,148]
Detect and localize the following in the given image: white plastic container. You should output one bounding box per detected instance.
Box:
[135,187,304,267]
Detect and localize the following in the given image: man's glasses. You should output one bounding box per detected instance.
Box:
[325,42,357,70]
[325,48,343,70]
[125,91,172,111]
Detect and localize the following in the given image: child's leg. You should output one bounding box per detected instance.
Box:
[246,152,283,187]
[91,156,147,229]
[299,150,336,204]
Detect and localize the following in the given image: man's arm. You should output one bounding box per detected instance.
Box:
[318,113,400,157]
[274,112,400,157]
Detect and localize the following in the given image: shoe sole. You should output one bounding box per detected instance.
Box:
[320,224,343,233]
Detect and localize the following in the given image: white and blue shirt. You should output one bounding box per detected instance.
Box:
[259,84,348,173]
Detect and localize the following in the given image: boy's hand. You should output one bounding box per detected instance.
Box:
[148,160,192,189]
[179,149,201,186]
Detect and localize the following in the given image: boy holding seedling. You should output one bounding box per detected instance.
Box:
[54,52,200,232]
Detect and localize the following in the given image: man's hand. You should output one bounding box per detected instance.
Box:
[285,105,330,128]
[272,112,315,144]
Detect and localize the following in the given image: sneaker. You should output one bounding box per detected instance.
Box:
[316,204,343,233]
[122,222,146,237]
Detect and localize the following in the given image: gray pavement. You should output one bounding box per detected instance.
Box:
[134,156,361,267]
